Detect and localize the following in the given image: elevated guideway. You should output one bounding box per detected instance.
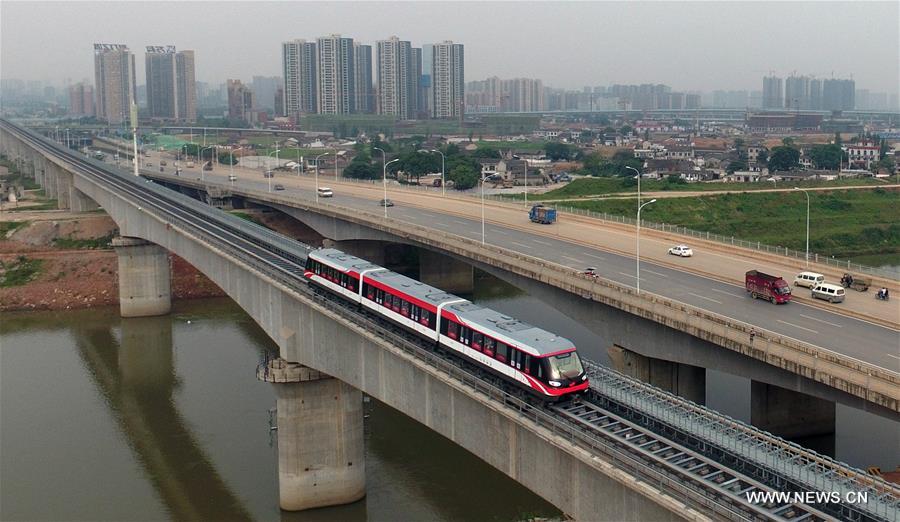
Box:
[6,119,900,521]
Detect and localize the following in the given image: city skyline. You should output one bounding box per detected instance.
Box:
[1,1,897,95]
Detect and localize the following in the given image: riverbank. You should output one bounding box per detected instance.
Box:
[0,211,225,312]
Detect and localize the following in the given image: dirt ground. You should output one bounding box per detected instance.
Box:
[1,213,225,312]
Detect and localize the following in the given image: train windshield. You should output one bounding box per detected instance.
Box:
[548,351,584,380]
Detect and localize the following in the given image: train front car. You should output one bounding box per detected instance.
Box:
[304,248,373,304]
[440,302,589,400]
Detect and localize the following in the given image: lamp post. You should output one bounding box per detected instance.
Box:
[266,149,281,192]
[383,158,400,218]
[523,159,528,206]
[625,165,641,206]
[314,152,331,203]
[480,174,491,244]
[200,146,215,181]
[794,187,810,267]
[229,148,235,187]
[636,198,657,294]
[418,149,445,195]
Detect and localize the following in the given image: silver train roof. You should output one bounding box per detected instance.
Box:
[311,248,575,355]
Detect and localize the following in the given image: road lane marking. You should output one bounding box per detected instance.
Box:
[689,292,722,304]
[532,239,553,246]
[710,288,741,298]
[644,269,669,278]
[494,230,510,236]
[452,219,468,225]
[510,241,530,249]
[886,354,900,361]
[798,314,843,328]
[561,255,584,265]
[434,222,450,227]
[618,272,636,278]
[584,253,606,261]
[777,320,818,334]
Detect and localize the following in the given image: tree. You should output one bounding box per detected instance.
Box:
[876,156,895,174]
[620,125,633,136]
[756,149,768,168]
[833,132,842,147]
[733,137,745,151]
[544,142,575,161]
[643,129,650,141]
[781,137,796,148]
[342,161,379,180]
[768,146,800,172]
[726,158,748,173]
[808,144,842,170]
[448,164,478,190]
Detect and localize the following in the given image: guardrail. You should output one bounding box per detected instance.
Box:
[230,187,899,413]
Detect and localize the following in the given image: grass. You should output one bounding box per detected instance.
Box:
[0,221,29,236]
[560,188,900,262]
[53,233,114,250]
[0,256,43,287]
[7,201,58,212]
[528,176,890,200]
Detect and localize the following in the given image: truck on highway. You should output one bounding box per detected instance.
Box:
[529,204,557,224]
[745,270,792,304]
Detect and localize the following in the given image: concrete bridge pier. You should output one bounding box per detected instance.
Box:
[43,161,59,200]
[53,164,72,209]
[751,381,835,441]
[419,249,474,294]
[69,183,99,212]
[258,358,365,511]
[112,236,172,317]
[608,345,706,404]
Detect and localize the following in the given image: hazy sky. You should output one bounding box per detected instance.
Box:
[2,1,898,94]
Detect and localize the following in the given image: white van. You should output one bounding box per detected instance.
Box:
[317,187,334,198]
[794,271,825,288]
[811,283,845,303]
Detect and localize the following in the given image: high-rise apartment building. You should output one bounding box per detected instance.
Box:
[809,79,822,110]
[227,79,254,123]
[503,78,544,112]
[93,43,136,124]
[430,41,464,119]
[762,76,784,109]
[68,83,95,117]
[144,46,196,122]
[376,36,419,119]
[282,39,317,118]
[421,44,434,116]
[316,34,355,114]
[251,75,280,112]
[822,79,855,111]
[354,43,374,113]
[784,75,812,110]
[411,47,423,117]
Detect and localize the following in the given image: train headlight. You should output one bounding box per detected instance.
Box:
[581,375,588,381]
[548,380,562,387]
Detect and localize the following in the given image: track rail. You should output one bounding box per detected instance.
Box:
[5,121,897,522]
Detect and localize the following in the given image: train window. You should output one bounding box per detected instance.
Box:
[521,353,531,374]
[392,296,402,312]
[492,340,505,362]
[472,332,483,351]
[384,293,393,309]
[461,326,471,345]
[400,300,410,317]
[447,321,458,340]
[484,337,495,357]
[509,348,520,369]
[409,304,419,322]
[531,358,543,378]
[420,310,431,327]
[376,288,384,305]
[365,284,374,300]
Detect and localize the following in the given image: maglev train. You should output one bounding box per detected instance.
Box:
[304,248,589,399]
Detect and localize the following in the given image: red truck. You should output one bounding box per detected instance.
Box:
[745,270,792,304]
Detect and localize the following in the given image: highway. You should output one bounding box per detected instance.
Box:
[133,159,900,375]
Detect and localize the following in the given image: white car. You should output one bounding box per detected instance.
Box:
[668,245,693,257]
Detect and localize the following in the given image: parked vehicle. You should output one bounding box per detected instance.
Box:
[558,174,572,182]
[793,271,825,288]
[840,273,871,292]
[583,267,598,278]
[745,270,792,304]
[317,187,333,198]
[263,170,274,178]
[529,204,557,224]
[228,175,237,182]
[811,283,845,303]
[186,161,195,168]
[667,245,693,257]
[145,162,153,167]
[159,160,167,166]
[274,184,285,191]
[379,198,394,207]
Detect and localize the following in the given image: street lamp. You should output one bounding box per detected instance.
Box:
[625,165,641,206]
[266,149,281,192]
[418,148,445,196]
[480,174,491,244]
[200,146,215,181]
[794,187,810,267]
[314,152,331,203]
[229,147,235,187]
[636,198,657,294]
[383,158,400,218]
